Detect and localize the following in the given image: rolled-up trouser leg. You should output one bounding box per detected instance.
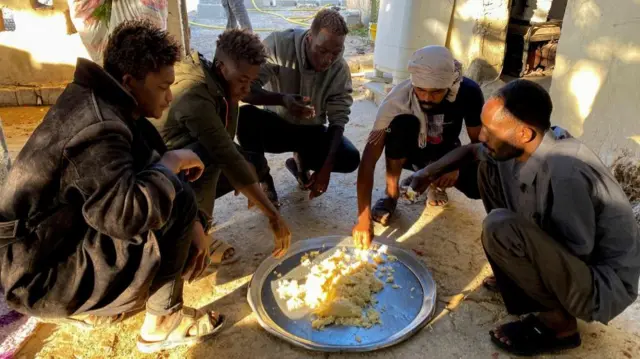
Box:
[146,185,198,316]
[481,208,595,321]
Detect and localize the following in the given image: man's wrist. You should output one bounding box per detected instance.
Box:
[357,211,372,223]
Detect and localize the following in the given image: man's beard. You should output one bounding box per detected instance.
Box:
[419,101,439,111]
[488,142,524,162]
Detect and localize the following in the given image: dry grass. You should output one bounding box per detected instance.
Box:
[610,153,640,224]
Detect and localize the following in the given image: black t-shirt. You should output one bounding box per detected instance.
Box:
[424,77,484,145]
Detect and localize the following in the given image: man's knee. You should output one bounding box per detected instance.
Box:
[237,105,263,140]
[164,183,199,235]
[339,146,361,173]
[481,209,523,256]
[385,115,419,160]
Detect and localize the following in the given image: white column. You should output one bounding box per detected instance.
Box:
[167,0,191,58]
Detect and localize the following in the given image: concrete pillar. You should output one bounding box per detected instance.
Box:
[167,0,191,58]
[0,117,11,186]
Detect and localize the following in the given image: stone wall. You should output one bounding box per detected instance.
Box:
[449,0,510,83]
[0,0,189,107]
[0,4,87,106]
[548,0,640,162]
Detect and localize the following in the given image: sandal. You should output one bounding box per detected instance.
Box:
[372,197,398,226]
[427,186,449,206]
[489,315,581,356]
[208,238,241,266]
[136,307,226,353]
[285,157,310,190]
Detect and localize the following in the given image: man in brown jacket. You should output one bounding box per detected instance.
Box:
[0,21,285,353]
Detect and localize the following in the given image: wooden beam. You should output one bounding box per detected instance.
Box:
[167,0,190,58]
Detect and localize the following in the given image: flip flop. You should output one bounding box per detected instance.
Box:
[208,237,241,266]
[489,315,581,356]
[136,307,226,354]
[372,197,398,226]
[427,186,449,206]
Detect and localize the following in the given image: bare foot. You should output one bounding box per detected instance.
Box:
[427,186,448,206]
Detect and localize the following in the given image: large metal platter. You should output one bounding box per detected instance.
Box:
[247,236,437,352]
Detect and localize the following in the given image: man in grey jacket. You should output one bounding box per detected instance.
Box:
[239,9,360,200]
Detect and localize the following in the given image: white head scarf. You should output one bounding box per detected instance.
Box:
[409,46,463,102]
[369,46,463,148]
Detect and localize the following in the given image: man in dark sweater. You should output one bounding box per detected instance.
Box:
[0,21,244,353]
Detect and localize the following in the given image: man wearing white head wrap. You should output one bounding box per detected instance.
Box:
[354,46,484,247]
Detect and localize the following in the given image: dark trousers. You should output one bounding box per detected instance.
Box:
[186,142,269,220]
[144,185,198,316]
[237,105,361,174]
[384,114,480,199]
[477,161,595,321]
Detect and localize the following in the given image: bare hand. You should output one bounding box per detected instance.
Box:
[409,168,434,195]
[306,166,331,199]
[160,149,205,182]
[283,95,315,119]
[352,220,373,249]
[432,170,459,189]
[183,221,211,282]
[269,215,291,258]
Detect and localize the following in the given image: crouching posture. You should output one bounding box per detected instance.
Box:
[0,21,245,353]
[353,45,483,243]
[401,80,640,356]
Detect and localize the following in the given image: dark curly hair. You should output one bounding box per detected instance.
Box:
[311,9,349,36]
[103,20,180,81]
[215,29,267,66]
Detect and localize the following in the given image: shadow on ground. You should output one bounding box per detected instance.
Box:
[12,98,640,358]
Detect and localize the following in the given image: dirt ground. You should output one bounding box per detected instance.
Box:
[2,86,639,358]
[0,7,638,356]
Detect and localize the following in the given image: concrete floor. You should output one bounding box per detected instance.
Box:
[3,95,639,359]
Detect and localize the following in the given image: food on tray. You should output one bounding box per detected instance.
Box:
[276,247,402,330]
[401,186,419,202]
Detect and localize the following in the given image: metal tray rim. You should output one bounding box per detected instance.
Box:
[247,235,437,352]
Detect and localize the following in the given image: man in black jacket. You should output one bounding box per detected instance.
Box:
[0,20,264,353]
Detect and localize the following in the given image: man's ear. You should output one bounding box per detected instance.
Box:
[122,74,135,92]
[519,125,537,144]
